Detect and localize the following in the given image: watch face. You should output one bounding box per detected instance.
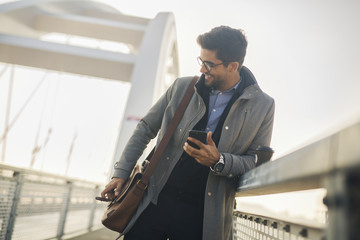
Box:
[215,163,224,172]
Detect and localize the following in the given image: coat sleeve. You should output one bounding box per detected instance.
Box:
[112,79,178,180]
[217,97,275,178]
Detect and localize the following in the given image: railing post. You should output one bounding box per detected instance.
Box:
[346,170,360,240]
[324,172,346,240]
[56,181,73,239]
[88,185,99,231]
[5,171,24,240]
[324,168,360,240]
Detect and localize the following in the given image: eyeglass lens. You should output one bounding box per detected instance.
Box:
[197,57,212,71]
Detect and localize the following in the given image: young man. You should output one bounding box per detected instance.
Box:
[101,26,275,240]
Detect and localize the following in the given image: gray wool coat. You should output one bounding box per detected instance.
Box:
[112,66,275,240]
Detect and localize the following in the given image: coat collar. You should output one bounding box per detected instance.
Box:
[195,65,259,97]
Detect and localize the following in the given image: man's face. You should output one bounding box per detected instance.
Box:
[199,48,229,91]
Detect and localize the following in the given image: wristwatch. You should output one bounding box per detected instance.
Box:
[211,154,225,173]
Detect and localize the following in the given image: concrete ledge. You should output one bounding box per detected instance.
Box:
[237,121,360,196]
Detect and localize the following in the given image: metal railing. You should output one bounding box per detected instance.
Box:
[233,211,324,240]
[1,121,359,240]
[234,120,360,240]
[0,164,105,240]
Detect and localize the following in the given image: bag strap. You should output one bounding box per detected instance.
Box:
[136,76,199,190]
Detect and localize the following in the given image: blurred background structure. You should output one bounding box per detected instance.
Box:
[0,0,178,239]
[0,0,360,240]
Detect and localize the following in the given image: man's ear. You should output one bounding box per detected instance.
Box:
[228,62,239,72]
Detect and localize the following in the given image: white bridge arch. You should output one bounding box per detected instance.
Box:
[0,0,179,177]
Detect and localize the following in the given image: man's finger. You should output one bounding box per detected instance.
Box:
[184,143,201,160]
[207,131,216,146]
[100,186,111,198]
[100,178,122,198]
[114,180,125,196]
[187,137,205,148]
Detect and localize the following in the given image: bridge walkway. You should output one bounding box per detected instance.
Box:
[68,228,122,240]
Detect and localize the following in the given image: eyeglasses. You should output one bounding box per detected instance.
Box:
[197,57,226,72]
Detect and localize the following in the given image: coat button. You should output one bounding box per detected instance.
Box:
[225,126,229,130]
[208,192,212,196]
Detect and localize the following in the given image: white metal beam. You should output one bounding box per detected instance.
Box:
[83,9,150,25]
[34,12,146,49]
[0,33,135,81]
[110,12,179,173]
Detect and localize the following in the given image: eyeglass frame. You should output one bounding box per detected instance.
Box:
[197,57,228,72]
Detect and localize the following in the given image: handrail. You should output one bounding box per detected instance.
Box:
[0,163,105,240]
[235,120,360,240]
[237,120,360,196]
[0,163,105,186]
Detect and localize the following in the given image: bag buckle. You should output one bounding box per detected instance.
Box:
[136,179,148,190]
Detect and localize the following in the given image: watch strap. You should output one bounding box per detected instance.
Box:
[210,153,224,172]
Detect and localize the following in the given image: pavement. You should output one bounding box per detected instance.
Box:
[68,228,123,240]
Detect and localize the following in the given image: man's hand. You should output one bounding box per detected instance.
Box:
[183,131,220,167]
[101,177,125,200]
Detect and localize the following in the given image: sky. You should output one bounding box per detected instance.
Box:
[1,0,360,222]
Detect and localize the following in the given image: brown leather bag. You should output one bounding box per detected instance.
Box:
[99,159,149,232]
[97,76,198,233]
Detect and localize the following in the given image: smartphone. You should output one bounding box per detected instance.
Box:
[187,130,207,149]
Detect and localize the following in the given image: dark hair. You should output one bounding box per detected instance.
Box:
[197,26,248,67]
